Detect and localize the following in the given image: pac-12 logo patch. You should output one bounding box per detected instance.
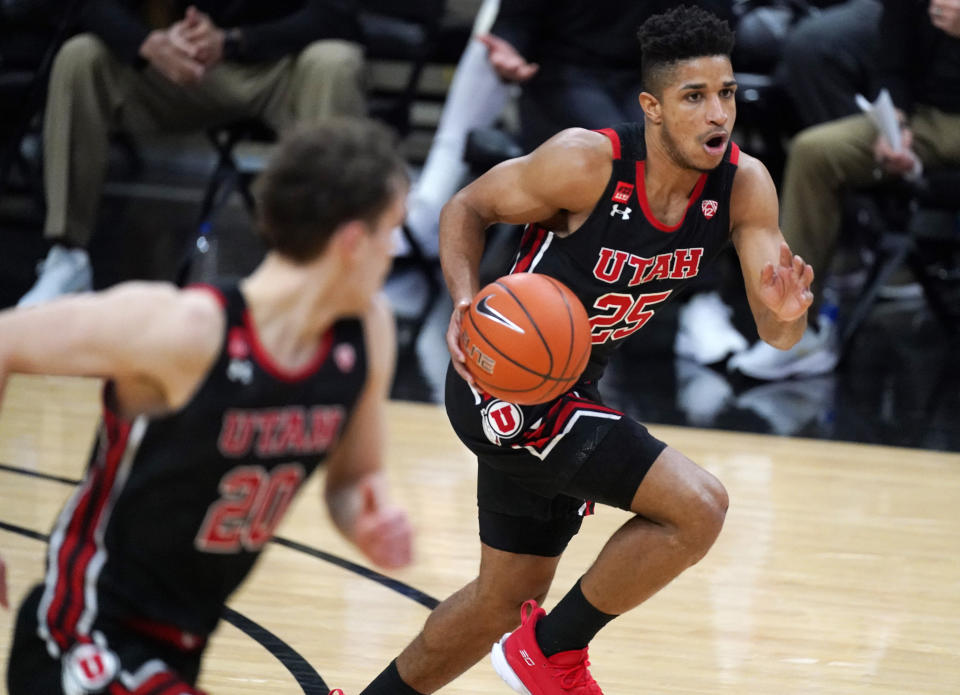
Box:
[481,400,524,445]
[62,643,119,694]
[701,199,718,219]
[612,181,634,204]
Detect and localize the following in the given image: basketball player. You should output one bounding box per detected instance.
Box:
[2,119,413,694]
[362,7,814,695]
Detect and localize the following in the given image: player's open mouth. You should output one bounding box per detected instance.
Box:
[703,133,728,155]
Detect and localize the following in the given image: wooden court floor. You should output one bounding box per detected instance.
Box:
[1,374,958,694]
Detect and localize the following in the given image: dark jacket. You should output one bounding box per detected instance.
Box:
[490,0,734,72]
[876,0,960,113]
[80,0,360,64]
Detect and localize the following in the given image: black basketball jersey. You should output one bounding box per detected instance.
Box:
[509,121,741,382]
[36,283,368,655]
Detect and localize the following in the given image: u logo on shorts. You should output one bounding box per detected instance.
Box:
[62,643,119,694]
[482,400,524,444]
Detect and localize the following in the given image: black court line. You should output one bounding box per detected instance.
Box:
[0,520,330,694]
[0,461,444,689]
[272,536,440,610]
[0,519,48,543]
[0,461,442,610]
[0,462,81,486]
[222,608,328,694]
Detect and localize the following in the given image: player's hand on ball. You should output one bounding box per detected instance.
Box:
[759,242,814,322]
[446,299,476,388]
[353,485,413,570]
[0,554,8,609]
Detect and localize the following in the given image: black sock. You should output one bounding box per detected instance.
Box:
[534,578,617,657]
[360,659,424,695]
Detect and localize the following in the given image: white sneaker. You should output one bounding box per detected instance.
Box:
[674,291,748,365]
[728,320,839,380]
[18,245,93,308]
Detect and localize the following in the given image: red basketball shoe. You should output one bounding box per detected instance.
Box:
[491,600,604,695]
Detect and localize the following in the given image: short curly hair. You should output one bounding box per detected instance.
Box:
[637,5,736,97]
[254,118,408,263]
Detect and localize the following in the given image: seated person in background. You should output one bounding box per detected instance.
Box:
[775,0,883,129]
[19,0,365,308]
[729,0,960,380]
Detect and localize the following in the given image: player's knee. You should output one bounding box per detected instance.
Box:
[679,472,728,562]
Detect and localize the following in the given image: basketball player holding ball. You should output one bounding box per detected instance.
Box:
[362,6,814,695]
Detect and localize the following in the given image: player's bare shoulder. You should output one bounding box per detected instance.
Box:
[530,128,616,230]
[730,149,779,232]
[98,281,222,352]
[540,128,616,178]
[91,282,225,413]
[177,284,228,352]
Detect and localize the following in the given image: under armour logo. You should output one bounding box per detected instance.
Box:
[610,204,631,220]
[227,359,254,385]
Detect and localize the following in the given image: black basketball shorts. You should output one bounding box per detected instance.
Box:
[7,585,205,695]
[445,365,667,557]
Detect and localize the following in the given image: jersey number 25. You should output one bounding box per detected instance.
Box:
[589,290,672,344]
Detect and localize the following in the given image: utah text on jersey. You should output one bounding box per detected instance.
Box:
[217,405,346,457]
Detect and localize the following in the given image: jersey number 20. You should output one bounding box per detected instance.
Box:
[195,463,306,553]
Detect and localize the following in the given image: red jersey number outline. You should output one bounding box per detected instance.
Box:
[195,463,305,553]
[589,290,673,344]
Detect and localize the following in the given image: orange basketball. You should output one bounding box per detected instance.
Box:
[459,272,592,405]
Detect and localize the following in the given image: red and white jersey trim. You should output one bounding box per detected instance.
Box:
[37,413,147,657]
[513,397,621,460]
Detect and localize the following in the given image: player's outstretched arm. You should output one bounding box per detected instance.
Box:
[439,128,612,382]
[730,154,813,349]
[323,294,412,570]
[0,283,223,413]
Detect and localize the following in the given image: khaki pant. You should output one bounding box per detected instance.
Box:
[43,33,366,246]
[779,106,960,303]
